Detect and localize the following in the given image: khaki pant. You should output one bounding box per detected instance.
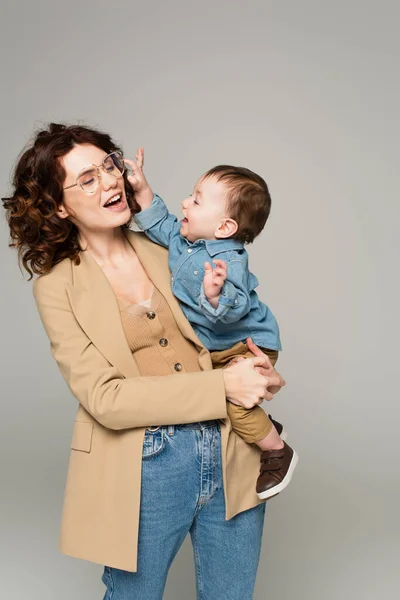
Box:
[210,341,279,444]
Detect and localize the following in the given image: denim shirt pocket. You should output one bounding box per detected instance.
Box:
[179,258,204,298]
[142,428,167,459]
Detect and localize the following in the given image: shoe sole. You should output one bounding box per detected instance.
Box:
[256,451,299,500]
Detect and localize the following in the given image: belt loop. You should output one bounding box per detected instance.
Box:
[167,424,174,436]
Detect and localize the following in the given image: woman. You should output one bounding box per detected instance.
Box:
[3,123,286,599]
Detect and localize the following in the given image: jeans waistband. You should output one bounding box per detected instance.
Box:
[147,420,220,433]
[175,420,220,429]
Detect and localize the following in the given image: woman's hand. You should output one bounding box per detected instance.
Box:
[124,148,153,210]
[222,356,273,409]
[246,337,286,394]
[225,337,286,398]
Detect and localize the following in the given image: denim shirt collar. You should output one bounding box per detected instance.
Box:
[183,237,244,257]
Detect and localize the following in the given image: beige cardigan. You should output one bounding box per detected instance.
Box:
[33,229,264,572]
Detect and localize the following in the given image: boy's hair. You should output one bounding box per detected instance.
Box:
[202,165,271,244]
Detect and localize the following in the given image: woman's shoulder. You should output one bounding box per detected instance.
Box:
[33,256,74,297]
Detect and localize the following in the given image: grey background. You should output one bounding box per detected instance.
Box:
[1,1,399,598]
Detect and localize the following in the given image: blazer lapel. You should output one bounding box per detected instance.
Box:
[66,246,139,379]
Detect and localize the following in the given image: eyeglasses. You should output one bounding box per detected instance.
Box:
[63,151,125,194]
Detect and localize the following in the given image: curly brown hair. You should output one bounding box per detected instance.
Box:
[2,122,140,279]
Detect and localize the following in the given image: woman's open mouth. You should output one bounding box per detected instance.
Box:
[103,194,127,212]
[182,217,188,224]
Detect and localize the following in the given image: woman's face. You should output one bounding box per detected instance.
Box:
[58,143,131,234]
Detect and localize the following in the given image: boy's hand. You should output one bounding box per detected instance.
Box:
[124,148,153,210]
[203,260,228,308]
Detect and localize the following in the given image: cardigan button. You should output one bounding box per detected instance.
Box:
[146,311,156,319]
[174,363,183,372]
[159,338,169,347]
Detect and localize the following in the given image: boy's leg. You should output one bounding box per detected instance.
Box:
[210,341,279,368]
[211,342,298,500]
[227,401,276,444]
[211,342,281,445]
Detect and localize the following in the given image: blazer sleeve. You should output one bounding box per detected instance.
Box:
[33,275,228,431]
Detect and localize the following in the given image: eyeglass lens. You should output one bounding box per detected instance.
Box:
[78,152,125,192]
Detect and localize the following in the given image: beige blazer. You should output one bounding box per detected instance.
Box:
[33,229,263,572]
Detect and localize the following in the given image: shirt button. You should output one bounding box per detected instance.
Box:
[187,248,193,253]
[171,276,174,282]
[159,338,168,347]
[234,299,238,305]
[146,311,156,319]
[193,270,198,275]
[174,363,183,372]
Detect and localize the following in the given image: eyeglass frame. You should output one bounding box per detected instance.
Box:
[62,151,126,194]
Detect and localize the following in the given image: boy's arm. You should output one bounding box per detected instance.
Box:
[125,148,180,248]
[134,194,181,249]
[199,258,252,324]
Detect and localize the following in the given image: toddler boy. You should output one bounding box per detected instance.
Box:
[132,157,298,499]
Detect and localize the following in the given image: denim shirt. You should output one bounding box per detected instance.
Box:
[134,194,282,351]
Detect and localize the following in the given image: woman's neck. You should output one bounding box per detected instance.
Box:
[79,227,134,268]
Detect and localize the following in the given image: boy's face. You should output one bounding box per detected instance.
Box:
[180,175,231,242]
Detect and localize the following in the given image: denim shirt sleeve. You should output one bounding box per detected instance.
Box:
[198,259,251,324]
[133,194,180,249]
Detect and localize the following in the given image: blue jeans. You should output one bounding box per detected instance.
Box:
[102,421,266,600]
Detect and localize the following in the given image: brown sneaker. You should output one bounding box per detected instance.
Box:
[256,442,298,500]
